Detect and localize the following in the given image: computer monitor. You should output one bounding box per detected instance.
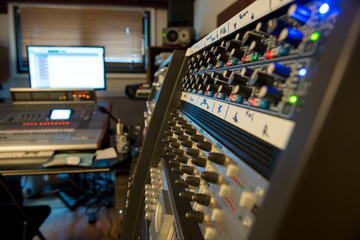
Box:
[27,46,106,90]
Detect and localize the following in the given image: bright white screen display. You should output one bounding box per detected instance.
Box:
[50,109,72,120]
[27,46,105,90]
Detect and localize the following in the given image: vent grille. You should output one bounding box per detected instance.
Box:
[181,101,280,179]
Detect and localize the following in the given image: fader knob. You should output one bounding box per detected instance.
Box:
[217,84,233,97]
[231,85,253,99]
[207,56,217,65]
[278,27,304,46]
[179,191,195,201]
[255,22,268,34]
[207,152,227,166]
[197,141,212,152]
[185,211,208,223]
[185,176,202,187]
[191,156,207,168]
[201,171,221,184]
[216,53,228,63]
[192,193,214,206]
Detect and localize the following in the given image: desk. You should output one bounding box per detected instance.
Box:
[0,152,131,239]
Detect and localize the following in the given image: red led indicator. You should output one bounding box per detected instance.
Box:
[266,50,273,59]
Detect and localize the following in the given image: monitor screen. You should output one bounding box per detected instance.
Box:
[27,46,106,90]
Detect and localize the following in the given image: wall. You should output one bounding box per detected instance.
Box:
[193,0,238,40]
[0,5,167,99]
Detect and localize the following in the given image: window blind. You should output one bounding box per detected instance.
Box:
[18,6,145,69]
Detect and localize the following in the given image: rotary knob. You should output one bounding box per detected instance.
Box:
[197,141,212,152]
[185,176,202,187]
[191,156,207,168]
[191,134,205,142]
[185,211,209,223]
[180,165,196,175]
[192,193,215,207]
[171,167,183,175]
[249,40,267,54]
[249,70,275,88]
[201,171,221,184]
[186,148,201,157]
[176,155,189,164]
[175,179,189,188]
[181,140,193,148]
[179,190,195,201]
[207,152,227,166]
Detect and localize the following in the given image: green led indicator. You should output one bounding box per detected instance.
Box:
[310,32,319,41]
[253,53,258,61]
[289,95,298,104]
[162,33,166,37]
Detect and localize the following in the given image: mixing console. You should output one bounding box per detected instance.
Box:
[122,0,360,239]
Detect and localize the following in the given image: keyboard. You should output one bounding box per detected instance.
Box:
[0,150,55,165]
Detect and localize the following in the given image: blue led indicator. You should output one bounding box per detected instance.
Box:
[298,68,308,77]
[319,3,330,14]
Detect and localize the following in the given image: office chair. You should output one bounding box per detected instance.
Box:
[0,174,51,240]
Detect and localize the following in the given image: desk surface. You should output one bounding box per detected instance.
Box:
[0,155,131,176]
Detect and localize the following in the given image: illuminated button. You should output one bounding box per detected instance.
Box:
[267,62,291,79]
[250,97,270,109]
[211,208,223,221]
[239,191,256,210]
[204,227,217,240]
[278,27,304,46]
[258,85,283,103]
[226,164,240,177]
[219,184,232,197]
[319,3,330,14]
[287,4,312,24]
